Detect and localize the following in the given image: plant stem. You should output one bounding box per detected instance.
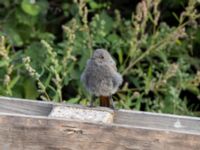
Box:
[122,21,188,75]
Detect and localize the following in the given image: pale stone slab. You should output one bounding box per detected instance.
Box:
[49,106,114,123]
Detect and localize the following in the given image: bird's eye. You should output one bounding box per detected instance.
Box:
[100,55,104,59]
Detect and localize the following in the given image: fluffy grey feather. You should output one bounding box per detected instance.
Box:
[81,49,123,96]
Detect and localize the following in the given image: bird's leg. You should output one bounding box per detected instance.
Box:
[109,95,115,109]
[89,95,96,107]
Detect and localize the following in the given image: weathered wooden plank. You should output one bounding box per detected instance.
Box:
[115,109,200,135]
[0,113,199,150]
[0,96,53,116]
[0,97,200,149]
[0,96,200,134]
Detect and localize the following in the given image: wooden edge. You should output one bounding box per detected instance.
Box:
[0,96,54,105]
[115,109,200,135]
[118,109,200,120]
[0,96,114,113]
[0,96,53,116]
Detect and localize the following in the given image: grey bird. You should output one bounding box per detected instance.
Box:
[81,49,123,108]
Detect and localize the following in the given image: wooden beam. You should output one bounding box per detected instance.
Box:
[0,96,53,116]
[0,96,199,150]
[0,113,199,150]
[115,109,200,135]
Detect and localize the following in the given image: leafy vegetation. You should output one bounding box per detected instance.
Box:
[0,0,200,116]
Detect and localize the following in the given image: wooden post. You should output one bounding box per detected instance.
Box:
[0,96,199,150]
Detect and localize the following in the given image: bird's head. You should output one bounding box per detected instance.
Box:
[92,49,116,66]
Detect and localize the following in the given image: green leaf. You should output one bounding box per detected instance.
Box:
[21,0,41,16]
[44,73,52,87]
[24,78,39,99]
[8,75,20,90]
[3,27,23,46]
[67,97,80,104]
[0,60,9,67]
[87,0,109,10]
[117,49,123,65]
[21,0,48,16]
[25,42,48,71]
[185,83,199,95]
[135,97,141,110]
[144,65,152,94]
[15,8,36,26]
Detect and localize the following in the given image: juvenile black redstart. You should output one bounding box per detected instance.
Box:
[81,49,123,108]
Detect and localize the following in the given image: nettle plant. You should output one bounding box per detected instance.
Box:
[0,0,200,116]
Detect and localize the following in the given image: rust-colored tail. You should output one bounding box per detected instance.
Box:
[99,96,110,107]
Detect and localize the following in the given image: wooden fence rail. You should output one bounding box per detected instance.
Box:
[0,96,199,150]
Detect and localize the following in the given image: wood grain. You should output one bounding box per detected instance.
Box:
[0,96,200,150]
[0,96,53,116]
[0,113,199,150]
[115,109,200,135]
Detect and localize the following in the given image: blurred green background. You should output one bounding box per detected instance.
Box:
[0,0,200,116]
